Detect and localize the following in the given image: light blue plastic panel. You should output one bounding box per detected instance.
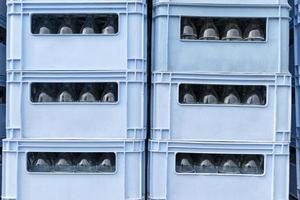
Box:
[6,1,147,71]
[2,139,145,200]
[6,70,147,139]
[152,1,290,73]
[151,72,291,142]
[148,140,290,200]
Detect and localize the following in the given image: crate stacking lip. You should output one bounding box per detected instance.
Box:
[6,70,147,139]
[6,0,147,71]
[148,140,290,200]
[152,0,290,73]
[151,72,291,142]
[2,139,145,200]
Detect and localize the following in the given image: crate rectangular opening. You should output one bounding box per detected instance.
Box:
[31,14,118,35]
[176,153,264,175]
[30,82,118,103]
[179,84,266,106]
[27,152,116,173]
[180,17,266,42]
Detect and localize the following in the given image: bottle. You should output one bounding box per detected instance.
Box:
[222,86,241,104]
[81,16,96,34]
[101,83,117,102]
[102,16,116,34]
[243,86,262,105]
[58,16,73,34]
[76,154,96,172]
[241,156,262,174]
[199,19,219,40]
[181,18,197,39]
[176,154,194,173]
[194,154,217,173]
[37,15,53,34]
[222,21,242,41]
[79,83,99,102]
[97,153,115,172]
[181,85,197,104]
[201,85,218,104]
[54,153,74,172]
[30,153,53,172]
[219,155,240,174]
[244,22,265,41]
[57,83,76,102]
[35,83,56,103]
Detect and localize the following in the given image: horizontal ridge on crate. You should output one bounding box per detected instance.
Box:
[152,0,290,73]
[2,139,145,200]
[148,139,290,200]
[6,70,147,139]
[151,72,291,142]
[7,0,147,71]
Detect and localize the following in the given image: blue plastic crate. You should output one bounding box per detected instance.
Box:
[291,162,298,199]
[6,70,147,139]
[0,76,5,139]
[0,41,5,76]
[295,138,300,198]
[290,0,295,28]
[6,0,147,71]
[2,139,145,200]
[151,72,291,142]
[148,140,290,200]
[0,0,5,28]
[152,0,290,73]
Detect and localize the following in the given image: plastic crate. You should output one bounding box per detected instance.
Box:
[7,0,147,71]
[148,140,290,200]
[2,139,145,200]
[0,0,5,28]
[152,0,290,73]
[0,40,6,76]
[290,0,295,28]
[296,138,300,199]
[6,70,147,139]
[151,72,291,142]
[0,76,5,139]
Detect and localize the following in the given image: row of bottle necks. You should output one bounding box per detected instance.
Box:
[29,82,265,105]
[181,17,265,41]
[32,14,265,41]
[33,14,118,35]
[180,84,265,105]
[25,150,263,175]
[32,83,117,103]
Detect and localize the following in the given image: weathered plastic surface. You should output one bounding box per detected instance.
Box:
[151,72,291,142]
[2,139,146,200]
[152,1,290,73]
[6,71,147,139]
[148,140,290,200]
[6,1,147,71]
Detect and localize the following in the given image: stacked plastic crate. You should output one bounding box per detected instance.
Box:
[0,0,5,197]
[2,0,147,199]
[294,0,300,198]
[289,0,298,199]
[149,0,291,199]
